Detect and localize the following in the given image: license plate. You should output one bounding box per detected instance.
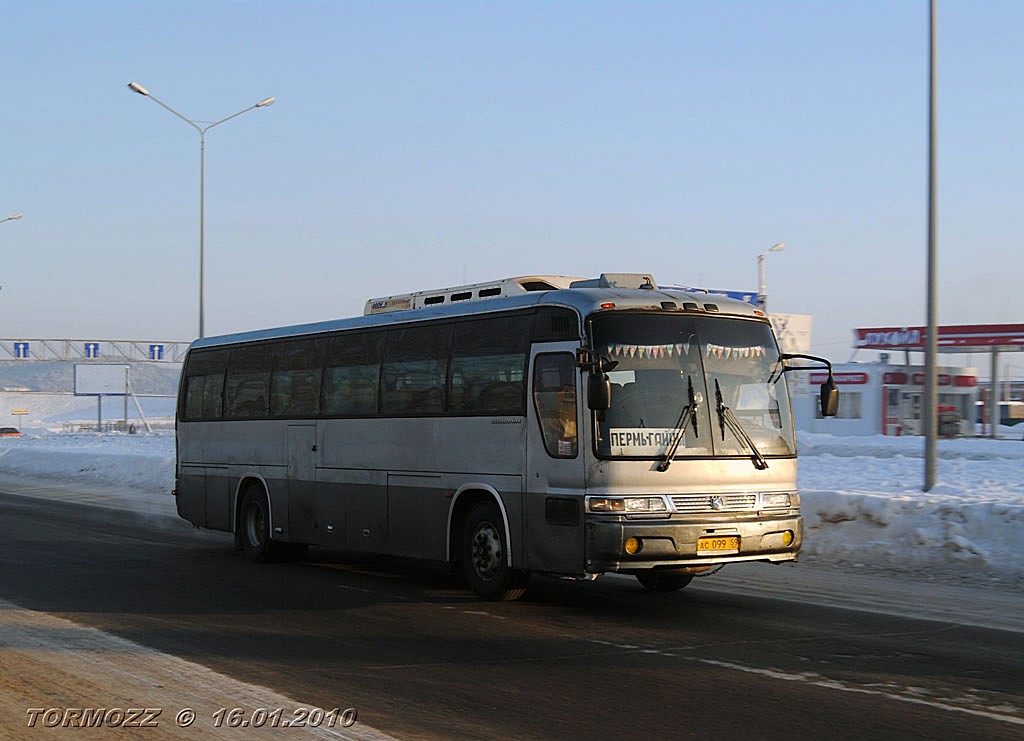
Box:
[697,536,740,552]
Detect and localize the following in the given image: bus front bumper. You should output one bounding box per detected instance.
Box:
[585,514,803,574]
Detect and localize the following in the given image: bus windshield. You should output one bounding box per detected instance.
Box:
[591,313,795,462]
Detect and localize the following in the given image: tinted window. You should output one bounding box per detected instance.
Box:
[181,348,228,420]
[449,315,530,414]
[322,332,385,416]
[381,324,453,414]
[224,344,273,419]
[271,338,325,417]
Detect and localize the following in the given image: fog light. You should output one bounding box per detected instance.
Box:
[624,537,642,555]
[782,530,794,547]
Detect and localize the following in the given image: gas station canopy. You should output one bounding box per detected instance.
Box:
[853,323,1022,437]
[854,324,1024,353]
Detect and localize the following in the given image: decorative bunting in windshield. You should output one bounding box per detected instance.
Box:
[605,342,692,360]
[705,344,767,359]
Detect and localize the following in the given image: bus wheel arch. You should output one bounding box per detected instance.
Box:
[453,492,529,601]
[447,487,511,568]
[234,479,289,563]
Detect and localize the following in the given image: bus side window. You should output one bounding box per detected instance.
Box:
[225,345,273,419]
[381,325,453,415]
[450,314,530,415]
[321,332,385,417]
[184,376,207,420]
[532,354,578,458]
[181,348,228,421]
[271,338,325,417]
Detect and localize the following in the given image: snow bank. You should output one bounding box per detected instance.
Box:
[0,431,175,494]
[797,433,1024,577]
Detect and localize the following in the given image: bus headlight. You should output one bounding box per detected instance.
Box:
[625,497,667,513]
[588,497,668,514]
[760,493,792,508]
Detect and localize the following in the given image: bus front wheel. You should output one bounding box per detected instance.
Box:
[462,501,529,601]
[236,487,288,562]
[636,570,694,592]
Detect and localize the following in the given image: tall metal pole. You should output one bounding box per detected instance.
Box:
[757,242,785,312]
[200,132,206,340]
[757,254,766,309]
[924,0,939,491]
[989,348,1000,438]
[127,83,275,339]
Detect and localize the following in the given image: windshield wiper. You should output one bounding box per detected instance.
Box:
[714,378,769,470]
[656,376,699,472]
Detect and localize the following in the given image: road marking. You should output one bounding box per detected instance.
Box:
[690,657,1024,727]
[582,637,1023,728]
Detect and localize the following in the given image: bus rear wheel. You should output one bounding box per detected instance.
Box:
[636,570,694,592]
[462,501,529,601]
[236,486,288,563]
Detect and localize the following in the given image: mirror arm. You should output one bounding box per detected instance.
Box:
[780,352,833,375]
[576,346,618,372]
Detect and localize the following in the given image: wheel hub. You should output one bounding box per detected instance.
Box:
[470,522,502,581]
[246,505,265,547]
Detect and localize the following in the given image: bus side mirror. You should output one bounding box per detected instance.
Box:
[588,373,612,411]
[820,375,839,417]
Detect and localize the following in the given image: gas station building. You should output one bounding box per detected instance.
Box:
[792,323,1023,437]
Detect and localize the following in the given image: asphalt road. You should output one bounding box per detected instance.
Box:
[0,488,1021,740]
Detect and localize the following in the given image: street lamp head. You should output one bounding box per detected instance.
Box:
[255,96,275,108]
[768,242,786,254]
[8,213,23,221]
[127,81,150,96]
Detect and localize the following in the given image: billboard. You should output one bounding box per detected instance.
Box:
[771,314,813,356]
[74,364,129,396]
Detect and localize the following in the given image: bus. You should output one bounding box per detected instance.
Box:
[175,272,838,600]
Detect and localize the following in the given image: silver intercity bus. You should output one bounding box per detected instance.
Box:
[175,273,838,600]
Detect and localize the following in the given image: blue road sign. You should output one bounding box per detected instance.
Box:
[661,286,759,306]
[85,342,100,359]
[14,342,29,359]
[704,289,758,306]
[149,344,164,360]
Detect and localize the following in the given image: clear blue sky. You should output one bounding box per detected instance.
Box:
[2,1,1021,361]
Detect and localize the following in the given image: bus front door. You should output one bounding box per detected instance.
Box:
[524,350,586,575]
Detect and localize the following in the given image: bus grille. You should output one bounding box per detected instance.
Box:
[670,493,758,513]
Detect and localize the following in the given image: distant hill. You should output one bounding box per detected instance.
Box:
[0,361,182,396]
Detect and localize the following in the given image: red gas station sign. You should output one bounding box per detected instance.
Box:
[809,372,868,385]
[854,324,1024,350]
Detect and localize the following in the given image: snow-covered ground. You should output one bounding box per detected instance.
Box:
[796,433,1024,583]
[0,427,1021,583]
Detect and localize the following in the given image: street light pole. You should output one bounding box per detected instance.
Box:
[924,0,939,490]
[757,242,786,312]
[1,213,23,225]
[127,82,275,339]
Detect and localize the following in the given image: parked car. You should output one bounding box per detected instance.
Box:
[0,427,22,437]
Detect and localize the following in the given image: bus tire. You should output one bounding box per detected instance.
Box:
[462,500,529,601]
[235,486,287,563]
[636,570,693,592]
